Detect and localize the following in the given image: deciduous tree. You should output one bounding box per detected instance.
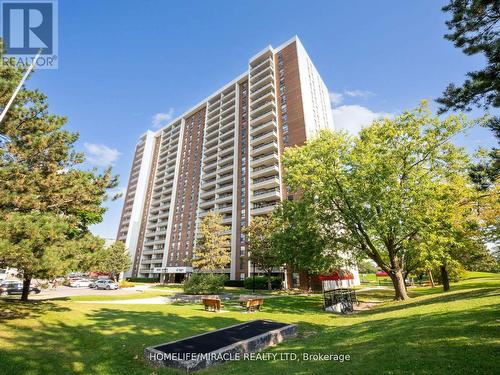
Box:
[244,215,281,290]
[273,197,345,291]
[283,102,477,300]
[92,241,131,281]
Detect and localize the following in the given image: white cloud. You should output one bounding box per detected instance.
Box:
[152,108,175,128]
[332,105,393,134]
[84,143,121,167]
[329,89,376,107]
[329,92,344,106]
[344,89,375,99]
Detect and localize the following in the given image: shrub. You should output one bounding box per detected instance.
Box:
[119,280,135,288]
[224,279,245,287]
[244,276,283,290]
[183,273,225,295]
[126,277,159,283]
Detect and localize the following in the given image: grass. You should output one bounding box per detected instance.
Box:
[0,273,498,375]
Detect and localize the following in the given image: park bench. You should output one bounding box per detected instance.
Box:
[238,295,252,306]
[202,297,222,312]
[245,298,264,312]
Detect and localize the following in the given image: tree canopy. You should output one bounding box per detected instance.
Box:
[437,0,499,115]
[282,102,481,300]
[244,215,281,290]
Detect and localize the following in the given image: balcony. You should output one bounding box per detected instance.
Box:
[219,137,234,151]
[205,143,218,157]
[207,103,220,116]
[220,121,235,134]
[251,202,278,216]
[251,141,278,157]
[218,172,233,183]
[215,192,233,204]
[251,130,277,145]
[203,168,217,180]
[200,189,216,199]
[220,104,235,119]
[251,188,281,202]
[250,82,275,101]
[252,175,280,190]
[250,108,276,127]
[250,152,279,168]
[199,200,216,209]
[251,90,275,110]
[205,129,219,142]
[250,65,274,85]
[220,112,235,126]
[250,100,275,118]
[218,153,234,165]
[218,162,234,174]
[205,121,219,135]
[204,152,218,165]
[202,177,216,188]
[251,75,274,94]
[250,120,277,135]
[250,56,273,74]
[222,90,236,104]
[216,203,233,214]
[215,183,233,195]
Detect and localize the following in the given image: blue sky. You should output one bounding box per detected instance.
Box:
[26,0,497,239]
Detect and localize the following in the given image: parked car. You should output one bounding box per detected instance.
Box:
[88,279,97,288]
[94,280,119,290]
[70,279,91,288]
[0,281,41,296]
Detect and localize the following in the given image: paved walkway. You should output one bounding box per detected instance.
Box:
[29,285,152,300]
[77,296,170,304]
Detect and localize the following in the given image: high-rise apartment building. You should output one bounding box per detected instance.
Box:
[117,36,333,281]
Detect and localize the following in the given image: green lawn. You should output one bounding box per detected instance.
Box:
[0,273,498,375]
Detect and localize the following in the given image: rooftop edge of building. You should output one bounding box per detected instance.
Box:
[148,35,303,136]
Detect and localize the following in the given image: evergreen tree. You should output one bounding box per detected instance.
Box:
[0,40,118,300]
[192,212,230,272]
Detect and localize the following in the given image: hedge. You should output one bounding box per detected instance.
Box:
[224,280,245,287]
[183,273,226,294]
[244,276,283,290]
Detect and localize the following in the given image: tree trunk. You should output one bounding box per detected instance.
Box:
[440,265,450,291]
[21,275,31,302]
[389,269,409,300]
[428,270,435,288]
[267,270,272,291]
[285,268,293,290]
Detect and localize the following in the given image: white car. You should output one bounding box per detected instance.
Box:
[94,280,119,290]
[70,279,91,288]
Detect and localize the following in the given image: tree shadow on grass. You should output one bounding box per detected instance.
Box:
[0,299,70,319]
[356,287,500,317]
[221,302,500,375]
[255,295,323,315]
[0,303,260,375]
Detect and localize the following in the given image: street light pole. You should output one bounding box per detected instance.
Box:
[252,261,256,295]
[0,50,42,125]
